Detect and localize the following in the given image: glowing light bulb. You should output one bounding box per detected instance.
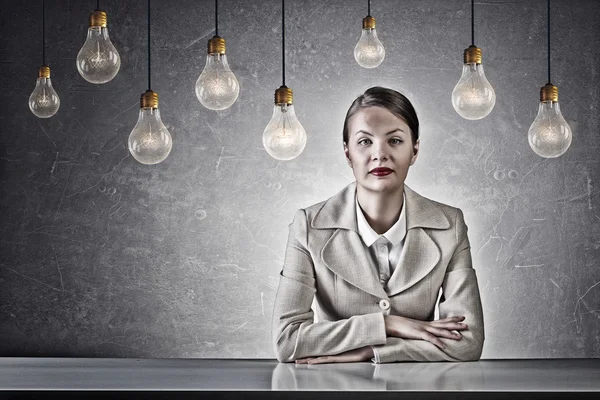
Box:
[262,86,307,161]
[76,10,120,84]
[354,16,385,69]
[528,84,572,158]
[195,37,239,110]
[29,66,60,118]
[452,45,496,120]
[128,90,173,165]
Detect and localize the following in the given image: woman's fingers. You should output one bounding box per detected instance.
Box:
[431,321,469,331]
[425,326,463,340]
[421,332,446,349]
[435,316,465,323]
[295,357,317,364]
[306,356,335,364]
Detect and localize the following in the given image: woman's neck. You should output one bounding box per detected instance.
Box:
[356,184,404,235]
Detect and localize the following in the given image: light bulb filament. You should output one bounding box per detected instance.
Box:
[38,89,50,106]
[142,121,155,145]
[276,107,293,139]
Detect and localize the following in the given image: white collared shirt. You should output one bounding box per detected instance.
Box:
[355,190,407,281]
[355,189,407,363]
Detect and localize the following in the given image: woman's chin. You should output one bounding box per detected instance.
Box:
[360,179,402,193]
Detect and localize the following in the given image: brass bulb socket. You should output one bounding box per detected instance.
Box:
[208,36,226,55]
[274,86,293,105]
[140,90,159,109]
[540,83,558,102]
[362,15,376,29]
[38,65,51,78]
[464,45,482,64]
[90,10,107,27]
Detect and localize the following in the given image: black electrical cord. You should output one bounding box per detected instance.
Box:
[42,0,46,65]
[471,0,475,46]
[215,0,219,37]
[282,0,285,86]
[97,0,99,9]
[547,0,551,84]
[147,0,151,90]
[368,0,371,16]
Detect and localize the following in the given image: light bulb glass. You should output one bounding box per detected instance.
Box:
[128,108,173,165]
[354,28,385,68]
[262,103,307,161]
[76,26,121,84]
[528,101,572,158]
[29,77,60,118]
[195,53,240,110]
[451,63,496,120]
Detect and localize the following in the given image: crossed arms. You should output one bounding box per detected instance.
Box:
[272,209,485,363]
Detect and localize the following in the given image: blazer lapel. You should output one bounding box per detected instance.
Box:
[385,185,449,296]
[321,229,388,299]
[313,181,387,299]
[385,228,441,296]
[310,181,450,299]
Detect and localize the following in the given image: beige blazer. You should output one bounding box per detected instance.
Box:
[272,181,484,363]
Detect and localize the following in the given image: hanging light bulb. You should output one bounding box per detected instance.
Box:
[29,65,60,118]
[30,0,59,119]
[76,3,121,84]
[451,0,495,120]
[195,0,239,110]
[528,84,571,158]
[128,0,172,165]
[354,0,385,68]
[528,0,571,158]
[451,45,496,120]
[263,86,307,160]
[196,37,239,110]
[262,0,307,161]
[128,90,172,165]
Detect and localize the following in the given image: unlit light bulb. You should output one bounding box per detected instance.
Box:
[263,86,307,161]
[76,10,120,84]
[128,90,173,165]
[195,37,239,110]
[528,84,572,158]
[354,16,385,69]
[452,45,496,120]
[29,66,60,118]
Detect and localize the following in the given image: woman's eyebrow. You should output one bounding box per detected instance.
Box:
[355,128,405,136]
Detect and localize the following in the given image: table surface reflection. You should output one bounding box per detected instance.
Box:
[1,358,599,391]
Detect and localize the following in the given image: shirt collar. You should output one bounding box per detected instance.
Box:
[355,189,407,248]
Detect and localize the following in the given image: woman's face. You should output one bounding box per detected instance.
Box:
[344,106,419,194]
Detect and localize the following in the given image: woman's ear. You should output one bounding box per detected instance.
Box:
[344,142,352,166]
[410,139,420,166]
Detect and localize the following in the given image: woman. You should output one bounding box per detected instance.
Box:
[272,87,484,364]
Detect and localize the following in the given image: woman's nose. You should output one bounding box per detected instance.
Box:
[371,142,389,161]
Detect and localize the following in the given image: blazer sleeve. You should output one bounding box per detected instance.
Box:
[272,209,387,363]
[372,208,485,363]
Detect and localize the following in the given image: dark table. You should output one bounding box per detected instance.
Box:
[1,358,598,399]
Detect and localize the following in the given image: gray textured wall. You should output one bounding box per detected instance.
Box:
[1,0,599,358]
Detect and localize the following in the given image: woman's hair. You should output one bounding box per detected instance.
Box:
[342,86,419,148]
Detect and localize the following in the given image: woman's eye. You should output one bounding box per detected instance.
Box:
[358,138,402,145]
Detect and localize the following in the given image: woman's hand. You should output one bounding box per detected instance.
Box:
[384,315,469,350]
[295,346,374,364]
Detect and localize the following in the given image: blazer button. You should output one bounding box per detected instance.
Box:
[379,299,390,310]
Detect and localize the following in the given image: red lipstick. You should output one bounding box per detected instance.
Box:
[370,167,393,176]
